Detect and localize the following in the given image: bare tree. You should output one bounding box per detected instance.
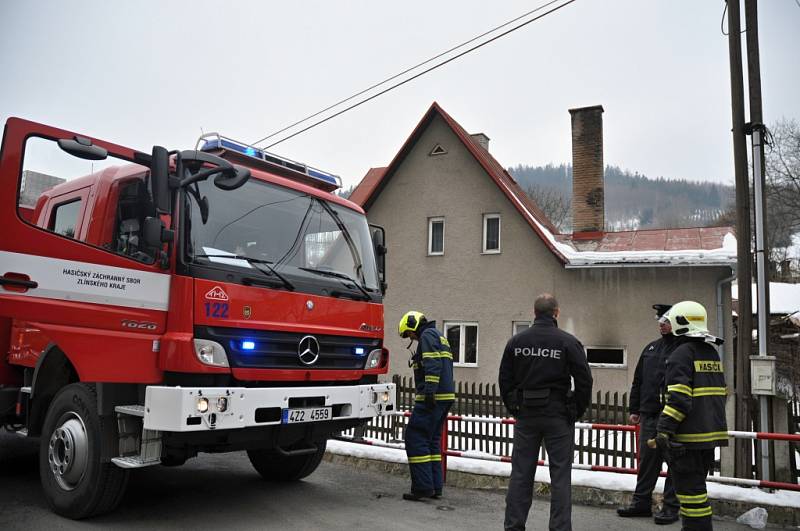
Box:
[524,184,571,232]
[766,119,800,234]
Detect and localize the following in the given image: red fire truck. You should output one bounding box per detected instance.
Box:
[0,118,395,518]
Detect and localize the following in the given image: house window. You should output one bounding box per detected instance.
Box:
[513,321,531,335]
[586,346,626,368]
[428,217,444,256]
[483,213,501,253]
[444,321,478,367]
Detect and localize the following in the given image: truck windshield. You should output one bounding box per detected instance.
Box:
[186,176,380,294]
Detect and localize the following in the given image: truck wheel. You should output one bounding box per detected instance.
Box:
[38,383,129,519]
[247,439,327,481]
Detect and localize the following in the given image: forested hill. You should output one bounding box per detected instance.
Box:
[508,163,735,231]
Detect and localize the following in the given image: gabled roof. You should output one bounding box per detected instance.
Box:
[350,102,568,263]
[349,166,386,206]
[350,102,737,268]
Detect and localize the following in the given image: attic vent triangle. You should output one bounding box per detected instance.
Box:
[429,144,447,156]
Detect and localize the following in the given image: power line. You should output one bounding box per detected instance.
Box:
[252,0,566,147]
[257,0,577,150]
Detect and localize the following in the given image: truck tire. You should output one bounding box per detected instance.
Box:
[38,383,130,519]
[247,439,327,482]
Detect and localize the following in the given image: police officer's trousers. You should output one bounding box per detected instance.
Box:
[404,400,452,495]
[505,414,574,531]
[632,413,679,511]
[671,449,715,531]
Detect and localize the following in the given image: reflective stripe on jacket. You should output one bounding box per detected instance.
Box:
[657,336,728,448]
[412,321,455,402]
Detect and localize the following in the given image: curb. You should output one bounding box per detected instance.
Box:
[323,452,800,527]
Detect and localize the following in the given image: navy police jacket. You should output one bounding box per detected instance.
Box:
[498,315,593,418]
[411,321,455,403]
[629,334,678,416]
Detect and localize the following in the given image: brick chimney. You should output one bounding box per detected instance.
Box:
[569,105,605,237]
[470,132,490,152]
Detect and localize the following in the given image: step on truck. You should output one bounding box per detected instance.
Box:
[0,118,395,518]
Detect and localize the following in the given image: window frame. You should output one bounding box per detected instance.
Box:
[444,320,479,367]
[482,213,501,254]
[427,216,445,256]
[585,345,627,369]
[49,197,84,240]
[512,320,531,335]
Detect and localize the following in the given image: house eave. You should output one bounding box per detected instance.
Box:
[564,261,737,269]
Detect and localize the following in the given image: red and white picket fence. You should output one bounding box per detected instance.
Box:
[338,410,800,492]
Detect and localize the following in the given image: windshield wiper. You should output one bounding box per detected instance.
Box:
[316,200,368,286]
[298,267,372,301]
[194,254,295,291]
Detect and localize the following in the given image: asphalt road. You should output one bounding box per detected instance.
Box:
[0,431,772,530]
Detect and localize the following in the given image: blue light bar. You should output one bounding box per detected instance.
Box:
[241,340,256,351]
[198,134,341,189]
[353,347,365,356]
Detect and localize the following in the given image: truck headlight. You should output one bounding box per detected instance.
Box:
[372,391,391,404]
[197,397,209,413]
[194,339,229,367]
[217,397,229,412]
[365,349,383,370]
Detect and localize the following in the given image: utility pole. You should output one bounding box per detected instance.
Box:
[726,0,754,478]
[744,0,779,482]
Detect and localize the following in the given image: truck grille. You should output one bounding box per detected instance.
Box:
[195,327,381,370]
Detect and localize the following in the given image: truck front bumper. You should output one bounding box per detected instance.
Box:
[142,382,396,432]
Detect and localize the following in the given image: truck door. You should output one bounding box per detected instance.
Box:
[0,118,170,382]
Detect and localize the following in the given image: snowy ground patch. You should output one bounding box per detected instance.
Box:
[327,439,800,509]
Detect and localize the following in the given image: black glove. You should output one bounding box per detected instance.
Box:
[653,432,671,453]
[425,393,436,409]
[504,392,520,417]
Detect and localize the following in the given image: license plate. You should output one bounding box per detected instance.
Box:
[281,407,332,424]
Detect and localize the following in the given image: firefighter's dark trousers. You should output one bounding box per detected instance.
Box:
[505,414,574,531]
[404,400,452,494]
[632,413,679,511]
[671,449,715,531]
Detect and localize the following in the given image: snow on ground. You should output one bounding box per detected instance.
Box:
[327,439,800,509]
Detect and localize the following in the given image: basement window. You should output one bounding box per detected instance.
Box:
[585,346,626,368]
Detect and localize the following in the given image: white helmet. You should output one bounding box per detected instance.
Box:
[664,300,709,337]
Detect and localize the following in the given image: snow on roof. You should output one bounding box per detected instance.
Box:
[351,102,737,268]
[732,282,800,315]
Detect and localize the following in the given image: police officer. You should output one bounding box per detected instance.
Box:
[617,304,680,524]
[651,301,728,531]
[499,294,593,531]
[398,310,455,501]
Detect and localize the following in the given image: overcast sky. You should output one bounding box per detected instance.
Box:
[1,0,798,189]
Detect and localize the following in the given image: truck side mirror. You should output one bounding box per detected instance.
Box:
[143,216,174,246]
[150,145,171,214]
[143,216,174,269]
[57,136,108,161]
[370,224,387,294]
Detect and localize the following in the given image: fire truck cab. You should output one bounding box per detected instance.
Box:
[0,118,394,518]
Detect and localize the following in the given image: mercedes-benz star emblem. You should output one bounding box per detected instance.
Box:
[298,335,320,365]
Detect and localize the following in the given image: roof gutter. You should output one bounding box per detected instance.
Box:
[564,261,738,269]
